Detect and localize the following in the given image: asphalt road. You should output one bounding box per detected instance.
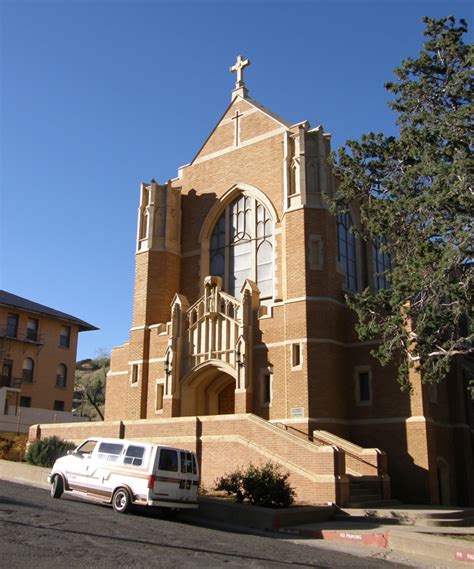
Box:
[0,480,409,569]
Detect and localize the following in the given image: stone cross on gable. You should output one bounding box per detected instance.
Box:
[230,55,250,89]
[232,108,244,147]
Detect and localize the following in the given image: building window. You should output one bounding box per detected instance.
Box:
[53,400,65,412]
[131,364,139,384]
[22,358,34,383]
[355,367,372,405]
[210,194,274,298]
[56,364,67,388]
[6,313,18,338]
[156,382,164,412]
[260,367,273,406]
[20,396,31,408]
[27,318,39,341]
[59,326,71,348]
[308,235,323,270]
[1,359,13,387]
[291,343,302,369]
[373,236,391,290]
[337,212,357,291]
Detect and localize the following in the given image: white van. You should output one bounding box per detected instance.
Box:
[48,437,200,514]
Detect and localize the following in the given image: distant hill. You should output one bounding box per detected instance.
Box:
[74,355,110,421]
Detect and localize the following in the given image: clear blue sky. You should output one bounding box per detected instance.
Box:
[1,0,471,360]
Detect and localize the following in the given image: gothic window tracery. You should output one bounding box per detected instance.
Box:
[372,236,392,290]
[337,212,357,291]
[210,194,274,298]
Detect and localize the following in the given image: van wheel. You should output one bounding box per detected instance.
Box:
[51,475,64,499]
[112,488,132,514]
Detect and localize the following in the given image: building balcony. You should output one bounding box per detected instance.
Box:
[0,376,22,390]
[0,326,45,346]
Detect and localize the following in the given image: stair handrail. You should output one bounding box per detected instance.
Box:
[273,422,384,477]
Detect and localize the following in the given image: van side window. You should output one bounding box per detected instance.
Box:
[97,442,124,463]
[124,445,145,466]
[180,451,194,474]
[158,449,178,472]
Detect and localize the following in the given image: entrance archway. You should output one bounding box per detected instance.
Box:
[218,383,235,414]
[180,361,236,417]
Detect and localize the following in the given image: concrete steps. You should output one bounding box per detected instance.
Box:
[346,476,389,508]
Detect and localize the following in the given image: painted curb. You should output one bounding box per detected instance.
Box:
[278,524,474,565]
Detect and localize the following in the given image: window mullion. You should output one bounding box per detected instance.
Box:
[224,207,229,292]
[251,197,257,282]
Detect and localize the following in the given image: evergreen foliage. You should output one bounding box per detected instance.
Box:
[215,462,296,508]
[330,16,473,390]
[25,436,76,468]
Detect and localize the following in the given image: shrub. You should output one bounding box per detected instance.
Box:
[215,462,295,508]
[25,436,76,468]
[0,434,28,461]
[215,467,245,502]
[0,437,15,460]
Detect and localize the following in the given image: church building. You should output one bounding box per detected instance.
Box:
[97,57,472,506]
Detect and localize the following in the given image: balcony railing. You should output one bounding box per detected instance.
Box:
[0,327,45,345]
[0,376,22,389]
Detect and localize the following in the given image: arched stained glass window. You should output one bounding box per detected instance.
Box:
[210,194,274,298]
[337,212,357,291]
[373,236,392,290]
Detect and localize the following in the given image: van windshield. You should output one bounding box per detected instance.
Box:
[76,440,97,456]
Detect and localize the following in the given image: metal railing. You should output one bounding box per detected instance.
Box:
[0,376,22,389]
[0,327,45,345]
[273,421,385,478]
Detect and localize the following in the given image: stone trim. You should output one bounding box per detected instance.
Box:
[193,127,286,165]
[255,338,380,349]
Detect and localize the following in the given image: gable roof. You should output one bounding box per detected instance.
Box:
[0,290,98,332]
[190,95,291,166]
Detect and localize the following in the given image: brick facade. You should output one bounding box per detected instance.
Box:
[40,65,474,506]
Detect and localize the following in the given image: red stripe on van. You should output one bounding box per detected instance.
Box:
[147,474,156,489]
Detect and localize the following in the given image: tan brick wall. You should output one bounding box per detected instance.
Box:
[30,413,345,504]
[102,94,474,507]
[132,251,180,327]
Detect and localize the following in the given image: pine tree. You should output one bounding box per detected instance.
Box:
[331,16,473,391]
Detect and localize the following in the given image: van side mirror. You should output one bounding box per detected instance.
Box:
[67,450,75,456]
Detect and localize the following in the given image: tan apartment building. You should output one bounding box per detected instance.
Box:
[32,58,474,507]
[0,290,97,433]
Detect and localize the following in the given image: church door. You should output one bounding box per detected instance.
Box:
[218,383,235,414]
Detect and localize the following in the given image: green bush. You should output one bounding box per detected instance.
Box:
[25,436,76,468]
[215,462,295,508]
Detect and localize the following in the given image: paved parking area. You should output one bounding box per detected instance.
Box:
[0,481,410,568]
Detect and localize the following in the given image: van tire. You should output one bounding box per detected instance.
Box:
[112,488,132,514]
[51,475,64,499]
